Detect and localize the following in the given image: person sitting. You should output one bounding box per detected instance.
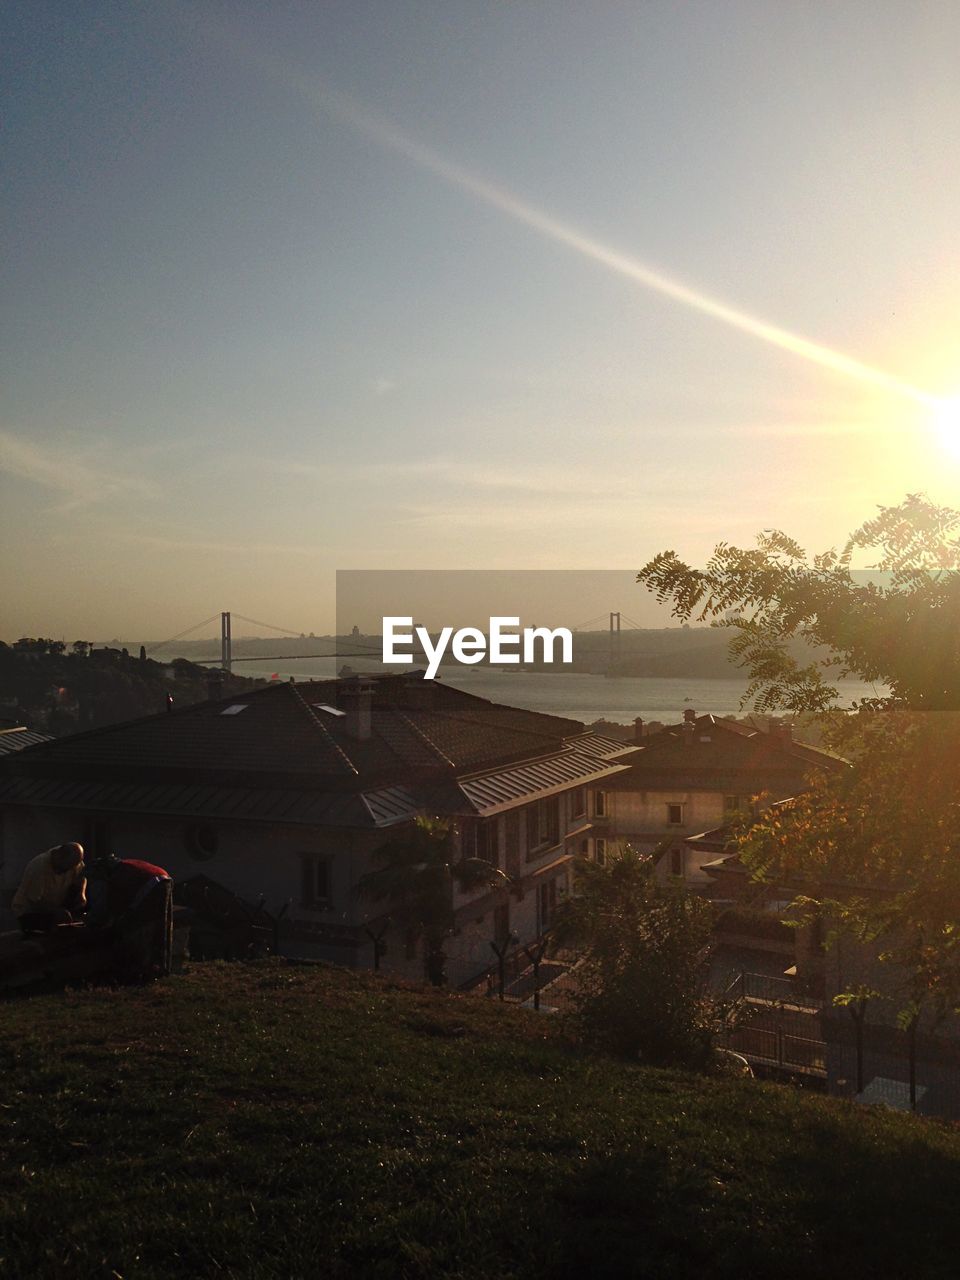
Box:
[12,843,87,935]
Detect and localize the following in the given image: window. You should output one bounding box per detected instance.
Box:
[724,795,742,813]
[461,818,498,864]
[593,790,608,817]
[525,797,561,860]
[526,804,539,854]
[463,819,499,860]
[670,848,683,876]
[478,818,500,867]
[595,838,607,866]
[570,787,586,818]
[667,803,684,826]
[300,854,332,908]
[542,796,560,845]
[86,818,113,859]
[504,810,521,879]
[220,704,248,716]
[538,878,558,931]
[184,824,218,861]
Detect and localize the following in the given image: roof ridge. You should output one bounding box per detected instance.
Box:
[412,679,582,729]
[290,686,360,776]
[393,708,457,769]
[413,703,570,741]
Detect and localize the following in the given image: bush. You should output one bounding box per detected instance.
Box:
[554,847,723,1068]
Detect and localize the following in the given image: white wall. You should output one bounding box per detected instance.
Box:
[1,780,594,982]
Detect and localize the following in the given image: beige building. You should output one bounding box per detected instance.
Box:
[593,710,842,888]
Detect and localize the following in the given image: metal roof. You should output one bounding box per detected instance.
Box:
[456,734,639,816]
[0,728,53,757]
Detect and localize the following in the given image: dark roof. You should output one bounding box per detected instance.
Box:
[5,682,358,784]
[0,674,623,827]
[0,743,636,829]
[0,727,53,757]
[0,773,381,827]
[606,714,845,792]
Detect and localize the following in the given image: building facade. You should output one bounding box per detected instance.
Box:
[0,673,637,986]
[594,710,842,888]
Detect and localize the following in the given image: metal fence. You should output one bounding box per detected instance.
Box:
[722,1021,826,1074]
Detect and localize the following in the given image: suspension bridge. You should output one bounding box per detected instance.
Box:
[143,610,651,675]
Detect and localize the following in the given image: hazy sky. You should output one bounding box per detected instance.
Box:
[3,1,960,642]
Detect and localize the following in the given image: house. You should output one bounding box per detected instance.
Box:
[593,710,843,888]
[0,672,638,986]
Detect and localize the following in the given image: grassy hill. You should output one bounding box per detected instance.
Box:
[2,962,959,1279]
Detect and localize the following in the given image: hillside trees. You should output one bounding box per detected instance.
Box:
[0,643,257,733]
[638,494,960,1018]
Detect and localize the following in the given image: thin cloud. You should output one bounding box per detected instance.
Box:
[120,532,326,557]
[0,429,157,513]
[235,453,653,498]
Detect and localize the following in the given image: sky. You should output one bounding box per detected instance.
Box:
[3,0,960,643]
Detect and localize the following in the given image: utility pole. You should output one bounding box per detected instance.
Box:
[221,611,232,675]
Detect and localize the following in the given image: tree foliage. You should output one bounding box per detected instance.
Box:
[552,847,720,1067]
[639,494,960,1017]
[357,815,507,987]
[738,709,960,1021]
[638,494,960,713]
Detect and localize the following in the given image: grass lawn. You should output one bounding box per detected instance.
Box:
[2,960,960,1279]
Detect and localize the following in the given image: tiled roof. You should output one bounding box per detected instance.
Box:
[7,675,584,783]
[7,682,357,782]
[0,773,378,827]
[607,714,844,790]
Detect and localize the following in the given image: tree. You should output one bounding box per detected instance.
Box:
[552,846,720,1067]
[638,493,960,713]
[357,815,509,987]
[638,494,960,1020]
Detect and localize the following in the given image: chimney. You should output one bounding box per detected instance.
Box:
[681,717,695,746]
[634,716,644,743]
[400,670,438,710]
[682,708,697,723]
[340,678,374,740]
[772,719,793,745]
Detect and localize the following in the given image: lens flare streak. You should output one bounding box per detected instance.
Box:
[308,84,937,411]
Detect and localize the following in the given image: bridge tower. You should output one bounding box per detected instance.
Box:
[609,611,621,674]
[220,611,232,674]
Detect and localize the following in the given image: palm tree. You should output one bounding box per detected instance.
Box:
[358,815,510,987]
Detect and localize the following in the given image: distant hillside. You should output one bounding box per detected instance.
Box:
[0,640,261,735]
[141,626,835,682]
[2,961,958,1278]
